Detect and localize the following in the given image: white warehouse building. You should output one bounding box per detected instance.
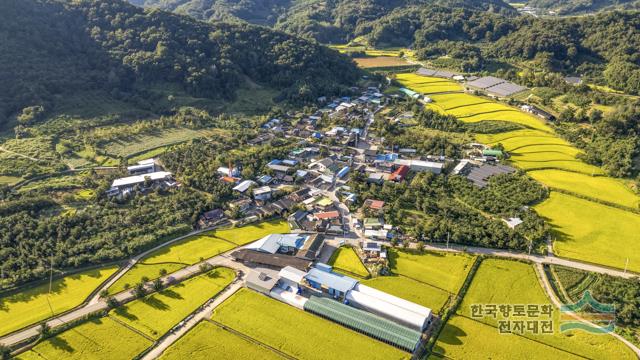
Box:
[346,283,432,331]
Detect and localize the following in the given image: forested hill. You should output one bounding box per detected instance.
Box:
[526,0,640,15]
[0,0,361,128]
[127,0,517,43]
[128,0,293,25]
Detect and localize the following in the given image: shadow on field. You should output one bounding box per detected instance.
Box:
[114,306,139,321]
[160,289,183,300]
[438,323,466,345]
[142,296,170,311]
[50,336,74,353]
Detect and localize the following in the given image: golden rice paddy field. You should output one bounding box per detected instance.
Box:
[397,71,640,273]
[432,259,635,359]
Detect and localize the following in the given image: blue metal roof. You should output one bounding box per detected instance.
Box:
[337,166,350,178]
[306,268,359,293]
[375,154,398,162]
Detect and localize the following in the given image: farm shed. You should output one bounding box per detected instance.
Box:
[246,270,279,294]
[305,266,358,299]
[393,159,443,174]
[303,296,422,352]
[295,233,326,260]
[347,284,432,331]
[230,249,312,270]
[110,171,174,190]
[482,149,503,157]
[233,180,256,193]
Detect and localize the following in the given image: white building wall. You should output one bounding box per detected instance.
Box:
[346,290,429,330]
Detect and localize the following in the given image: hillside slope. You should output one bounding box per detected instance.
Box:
[526,0,640,15]
[0,0,361,128]
[128,0,517,43]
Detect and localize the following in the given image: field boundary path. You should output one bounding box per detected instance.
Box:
[0,248,248,349]
[0,146,41,161]
[534,263,640,358]
[140,274,246,360]
[88,225,226,305]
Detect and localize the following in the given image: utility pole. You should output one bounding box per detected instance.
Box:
[624,258,629,274]
[49,254,54,294]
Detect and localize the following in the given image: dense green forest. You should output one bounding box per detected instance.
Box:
[0,0,361,129]
[130,0,640,94]
[527,0,640,15]
[0,184,218,288]
[348,170,549,251]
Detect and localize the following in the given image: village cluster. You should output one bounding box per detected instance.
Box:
[100,69,545,354]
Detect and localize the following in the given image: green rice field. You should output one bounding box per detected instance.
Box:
[160,320,285,360]
[17,317,152,360]
[328,247,369,277]
[535,192,640,273]
[432,259,635,359]
[101,128,222,158]
[111,267,235,339]
[108,220,289,294]
[212,289,410,360]
[0,266,118,336]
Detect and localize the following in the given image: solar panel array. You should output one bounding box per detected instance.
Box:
[416,68,457,79]
[466,76,505,89]
[465,164,515,188]
[485,82,527,97]
[417,68,437,76]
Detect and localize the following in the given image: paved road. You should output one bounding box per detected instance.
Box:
[88,225,225,305]
[534,264,640,357]
[141,276,246,360]
[420,243,638,279]
[0,250,248,348]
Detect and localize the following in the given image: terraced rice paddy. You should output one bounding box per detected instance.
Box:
[398,71,640,272]
[528,170,640,208]
[160,320,285,360]
[101,128,222,158]
[535,192,640,273]
[0,266,118,336]
[328,247,369,277]
[212,289,410,360]
[111,268,235,339]
[395,73,463,95]
[108,220,289,294]
[432,259,635,359]
[17,317,152,360]
[354,56,411,68]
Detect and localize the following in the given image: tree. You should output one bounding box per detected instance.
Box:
[0,344,10,360]
[99,289,109,298]
[133,282,147,298]
[39,322,51,338]
[106,296,120,309]
[159,268,168,276]
[152,278,164,292]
